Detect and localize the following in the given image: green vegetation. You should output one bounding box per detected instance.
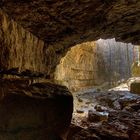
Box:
[131,62,140,77]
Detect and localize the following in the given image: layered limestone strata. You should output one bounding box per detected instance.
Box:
[54,42,106,91]
[54,39,136,91]
[0,10,59,76]
[0,10,45,72]
[0,9,70,77]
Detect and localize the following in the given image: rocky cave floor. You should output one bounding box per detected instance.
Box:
[0,78,140,140]
[68,83,140,140]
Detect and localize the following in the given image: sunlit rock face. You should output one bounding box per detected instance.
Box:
[96,39,137,82]
[54,39,136,91]
[54,42,107,91]
[132,62,140,77]
[0,10,46,73]
[131,46,140,77]
[0,10,62,76]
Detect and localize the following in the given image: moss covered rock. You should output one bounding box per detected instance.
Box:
[130,82,140,95]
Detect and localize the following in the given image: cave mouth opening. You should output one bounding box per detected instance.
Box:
[54,38,140,93]
[58,39,140,140]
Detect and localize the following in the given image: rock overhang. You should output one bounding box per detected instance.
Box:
[0,0,140,45]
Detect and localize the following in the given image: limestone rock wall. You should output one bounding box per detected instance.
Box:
[54,39,136,91]
[0,9,70,77]
[0,10,52,74]
[0,0,140,78]
[96,39,136,82]
[54,42,107,91]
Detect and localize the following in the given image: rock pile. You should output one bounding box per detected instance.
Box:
[69,89,140,140]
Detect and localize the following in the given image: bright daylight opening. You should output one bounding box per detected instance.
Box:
[54,39,140,138]
[55,38,140,92]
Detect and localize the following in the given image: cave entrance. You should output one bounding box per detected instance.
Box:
[55,39,140,140]
[54,38,139,92]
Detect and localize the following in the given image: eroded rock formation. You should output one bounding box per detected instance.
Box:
[0,1,139,140]
[0,10,53,75]
[54,39,136,91]
[54,42,106,91]
[0,0,140,76]
[0,79,73,140]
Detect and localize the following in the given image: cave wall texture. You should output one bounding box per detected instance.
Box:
[0,10,46,72]
[54,39,136,91]
[54,42,107,91]
[0,0,140,76]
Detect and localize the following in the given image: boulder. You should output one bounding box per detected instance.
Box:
[130,82,140,95]
[88,110,108,123]
[0,79,73,140]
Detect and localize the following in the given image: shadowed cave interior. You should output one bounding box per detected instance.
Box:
[0,0,140,140]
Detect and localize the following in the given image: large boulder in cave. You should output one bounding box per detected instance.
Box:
[0,79,73,140]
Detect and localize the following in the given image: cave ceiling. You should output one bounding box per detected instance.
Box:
[0,0,140,45]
